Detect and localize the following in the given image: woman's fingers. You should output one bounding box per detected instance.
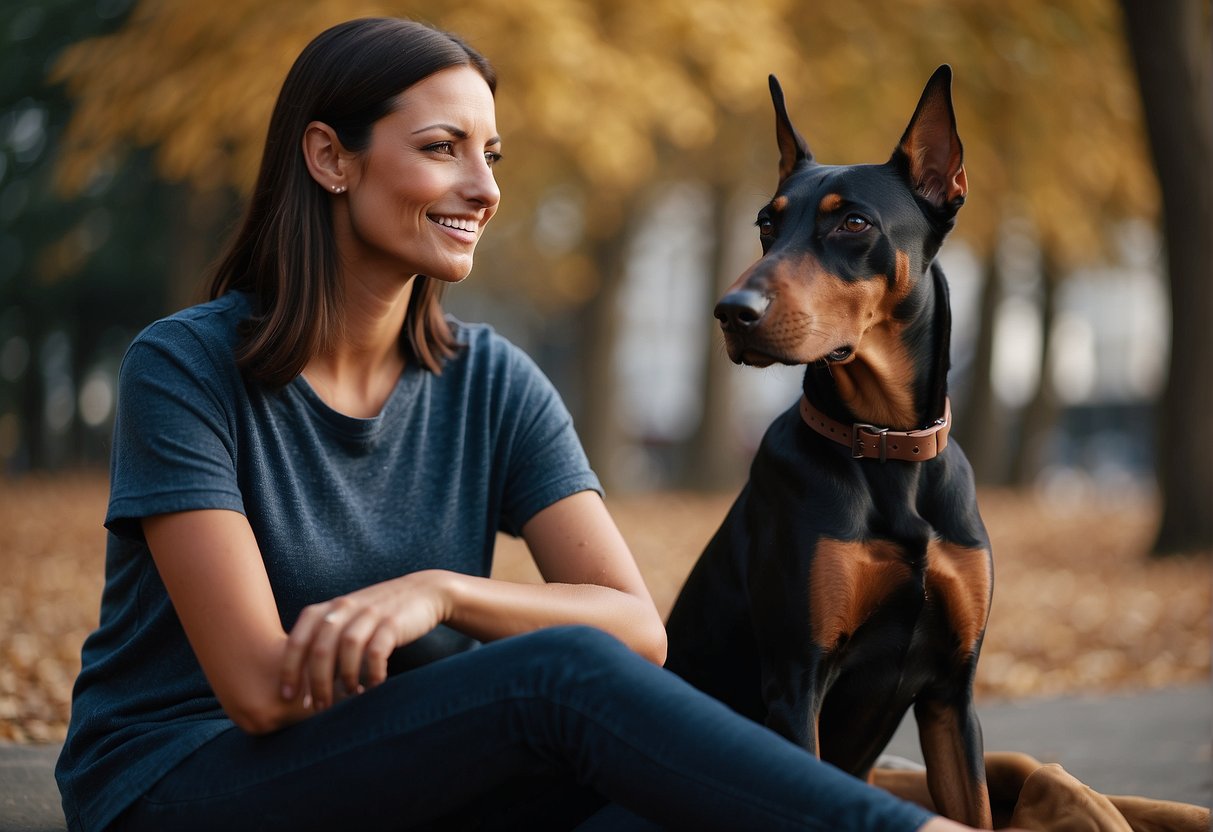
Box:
[280,604,325,700]
[307,605,352,709]
[363,623,399,688]
[336,611,380,694]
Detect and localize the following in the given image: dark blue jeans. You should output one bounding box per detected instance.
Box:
[118,627,933,831]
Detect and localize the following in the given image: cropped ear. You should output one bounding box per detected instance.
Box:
[894,65,967,212]
[769,75,813,183]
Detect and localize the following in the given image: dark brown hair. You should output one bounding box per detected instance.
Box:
[209,18,497,386]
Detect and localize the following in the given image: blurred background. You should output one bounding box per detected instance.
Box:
[0,0,1210,741]
[3,0,1210,546]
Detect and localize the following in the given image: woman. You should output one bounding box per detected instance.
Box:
[56,18,992,832]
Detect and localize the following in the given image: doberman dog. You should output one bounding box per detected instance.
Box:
[664,66,994,828]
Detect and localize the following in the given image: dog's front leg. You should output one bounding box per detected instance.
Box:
[757,647,827,755]
[747,540,826,753]
[914,691,993,828]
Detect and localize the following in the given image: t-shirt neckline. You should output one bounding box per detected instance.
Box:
[290,367,421,439]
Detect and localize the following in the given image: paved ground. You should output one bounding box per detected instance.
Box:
[1,684,1208,831]
[884,683,1212,808]
[0,743,62,832]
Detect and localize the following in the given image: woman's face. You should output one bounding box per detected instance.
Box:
[339,65,501,284]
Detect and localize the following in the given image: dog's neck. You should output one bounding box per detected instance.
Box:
[802,261,951,432]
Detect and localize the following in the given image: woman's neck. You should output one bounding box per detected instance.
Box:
[302,269,414,419]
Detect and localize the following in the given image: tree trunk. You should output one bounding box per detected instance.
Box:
[1119,0,1213,556]
[575,224,633,491]
[956,252,1010,484]
[685,184,748,492]
[1010,252,1061,487]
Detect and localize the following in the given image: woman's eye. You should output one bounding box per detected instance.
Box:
[425,141,455,155]
[484,151,503,167]
[841,214,870,233]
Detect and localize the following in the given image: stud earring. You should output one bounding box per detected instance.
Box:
[331,184,345,194]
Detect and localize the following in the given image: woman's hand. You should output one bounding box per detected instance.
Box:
[280,570,454,710]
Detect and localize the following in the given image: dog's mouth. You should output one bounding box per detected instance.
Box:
[725,336,793,367]
[730,343,855,368]
[737,350,780,368]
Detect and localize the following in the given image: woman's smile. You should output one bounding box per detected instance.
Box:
[429,214,479,232]
[428,212,483,243]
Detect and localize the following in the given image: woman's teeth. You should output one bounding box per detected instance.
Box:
[432,216,476,232]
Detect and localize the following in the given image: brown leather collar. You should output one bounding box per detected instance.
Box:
[798,395,951,462]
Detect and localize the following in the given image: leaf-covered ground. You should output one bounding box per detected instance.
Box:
[2,474,1208,743]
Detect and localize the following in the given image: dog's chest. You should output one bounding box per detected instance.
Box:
[806,535,991,660]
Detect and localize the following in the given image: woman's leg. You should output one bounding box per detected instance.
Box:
[118,626,935,832]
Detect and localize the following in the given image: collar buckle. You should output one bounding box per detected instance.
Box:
[851,424,890,462]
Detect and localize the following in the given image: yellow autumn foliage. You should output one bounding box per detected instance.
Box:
[50,0,1154,270]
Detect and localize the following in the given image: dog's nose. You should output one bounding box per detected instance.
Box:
[715,290,769,332]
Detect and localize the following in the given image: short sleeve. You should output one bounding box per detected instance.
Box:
[494,344,602,536]
[104,321,246,540]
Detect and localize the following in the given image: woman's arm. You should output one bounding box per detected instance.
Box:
[279,490,667,714]
[142,509,317,735]
[149,491,664,733]
[449,490,667,660]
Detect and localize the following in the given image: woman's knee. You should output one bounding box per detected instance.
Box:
[517,625,632,666]
[506,626,649,691]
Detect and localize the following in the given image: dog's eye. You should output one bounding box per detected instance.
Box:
[756,215,774,236]
[841,214,870,233]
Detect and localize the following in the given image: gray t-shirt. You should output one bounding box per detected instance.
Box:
[56,292,601,832]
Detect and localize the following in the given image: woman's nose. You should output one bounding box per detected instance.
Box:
[464,157,500,209]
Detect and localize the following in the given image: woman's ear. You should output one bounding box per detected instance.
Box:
[302,121,351,194]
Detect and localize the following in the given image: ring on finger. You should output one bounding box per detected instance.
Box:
[323,611,342,625]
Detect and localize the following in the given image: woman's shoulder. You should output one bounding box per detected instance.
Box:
[136,292,251,346]
[438,318,570,426]
[121,293,252,381]
[448,316,504,348]
[446,317,544,378]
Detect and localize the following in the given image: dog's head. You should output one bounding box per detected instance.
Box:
[716,66,967,385]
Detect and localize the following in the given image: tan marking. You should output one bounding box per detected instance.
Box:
[895,249,911,288]
[831,337,918,427]
[828,252,918,427]
[924,540,992,657]
[809,538,912,649]
[917,700,993,826]
[817,193,844,215]
[771,195,789,211]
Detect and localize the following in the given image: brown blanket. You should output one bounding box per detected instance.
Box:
[873,752,1210,831]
